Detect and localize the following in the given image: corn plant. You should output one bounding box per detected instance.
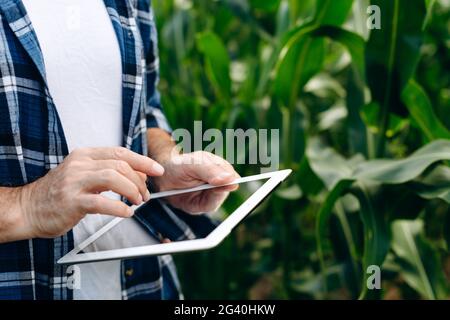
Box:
[153,0,450,299]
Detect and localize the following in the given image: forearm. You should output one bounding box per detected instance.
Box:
[147,128,178,164]
[0,185,32,243]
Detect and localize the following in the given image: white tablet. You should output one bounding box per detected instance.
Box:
[58,169,292,265]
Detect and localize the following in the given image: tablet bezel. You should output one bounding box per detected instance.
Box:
[57,169,292,265]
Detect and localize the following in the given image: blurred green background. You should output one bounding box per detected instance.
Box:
[152,0,450,299]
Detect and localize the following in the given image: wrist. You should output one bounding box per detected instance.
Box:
[147,128,180,165]
[0,184,35,242]
[18,182,37,239]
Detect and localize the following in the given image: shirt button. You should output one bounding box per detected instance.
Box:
[125,269,134,277]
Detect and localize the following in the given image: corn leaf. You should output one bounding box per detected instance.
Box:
[311,140,450,295]
[391,220,449,299]
[313,0,354,26]
[353,140,450,183]
[196,31,231,100]
[402,80,450,141]
[352,182,389,300]
[274,0,354,108]
[410,166,450,204]
[366,0,426,156]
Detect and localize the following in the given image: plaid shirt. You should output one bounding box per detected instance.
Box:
[0,0,215,300]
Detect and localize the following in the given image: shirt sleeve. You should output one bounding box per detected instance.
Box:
[136,0,172,133]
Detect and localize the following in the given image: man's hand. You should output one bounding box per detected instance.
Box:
[148,129,239,214]
[15,147,164,240]
[153,152,240,214]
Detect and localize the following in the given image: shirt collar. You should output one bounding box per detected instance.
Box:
[0,0,47,84]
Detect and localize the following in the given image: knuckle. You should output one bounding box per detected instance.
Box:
[113,146,128,159]
[86,196,101,211]
[101,169,117,181]
[115,160,129,174]
[137,172,147,182]
[131,185,140,198]
[126,186,141,203]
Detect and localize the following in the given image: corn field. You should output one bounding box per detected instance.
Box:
[153,0,450,299]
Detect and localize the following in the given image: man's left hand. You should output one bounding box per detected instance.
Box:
[152,151,240,214]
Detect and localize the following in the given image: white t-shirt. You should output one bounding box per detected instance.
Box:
[22,0,157,300]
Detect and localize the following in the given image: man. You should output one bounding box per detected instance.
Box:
[0,0,238,299]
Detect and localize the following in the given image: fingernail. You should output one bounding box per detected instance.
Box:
[127,207,134,217]
[144,190,151,202]
[153,163,165,175]
[136,194,143,205]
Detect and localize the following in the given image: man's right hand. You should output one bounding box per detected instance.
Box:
[11,147,164,240]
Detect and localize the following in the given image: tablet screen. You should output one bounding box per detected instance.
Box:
[58,170,291,265]
[80,177,270,253]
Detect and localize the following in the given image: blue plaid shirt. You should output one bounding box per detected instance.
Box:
[0,0,215,300]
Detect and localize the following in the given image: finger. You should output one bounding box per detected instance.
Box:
[93,160,150,201]
[85,169,143,205]
[86,147,165,177]
[81,195,134,218]
[177,190,230,214]
[205,154,240,185]
[137,172,147,183]
[200,191,230,212]
[186,153,239,186]
[211,158,240,187]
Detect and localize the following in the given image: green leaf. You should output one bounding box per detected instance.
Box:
[275,184,303,200]
[391,220,449,299]
[410,166,450,204]
[296,157,325,196]
[276,0,290,36]
[353,140,450,184]
[308,27,366,84]
[274,35,325,108]
[306,138,356,189]
[274,0,354,109]
[348,69,370,156]
[361,102,409,137]
[276,24,368,160]
[334,200,361,296]
[249,0,280,12]
[367,0,426,101]
[311,140,450,295]
[309,26,370,156]
[309,145,388,299]
[423,0,437,30]
[366,0,427,156]
[196,31,232,100]
[287,0,316,26]
[350,0,370,40]
[315,179,354,291]
[313,0,354,26]
[352,182,390,300]
[402,80,450,141]
[445,210,450,251]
